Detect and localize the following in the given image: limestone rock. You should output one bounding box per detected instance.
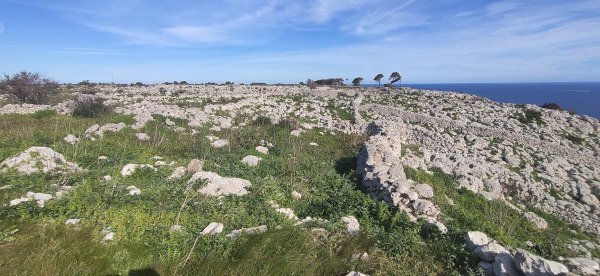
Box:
[226,225,268,239]
[127,186,141,196]
[493,252,520,276]
[565,257,599,275]
[415,183,434,199]
[341,216,360,236]
[168,166,187,180]
[1,147,81,175]
[465,231,490,250]
[514,248,569,275]
[63,134,79,144]
[241,155,262,167]
[291,191,302,200]
[65,218,81,225]
[10,192,53,207]
[255,146,269,154]
[187,159,204,172]
[188,171,251,197]
[475,242,508,262]
[276,208,298,220]
[202,222,224,235]
[211,139,229,148]
[523,212,548,230]
[135,132,150,141]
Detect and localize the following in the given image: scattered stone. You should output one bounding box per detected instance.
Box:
[168,166,187,180]
[120,164,156,177]
[10,192,53,207]
[0,185,12,190]
[155,160,166,166]
[98,156,108,161]
[187,159,204,172]
[1,147,81,175]
[565,257,599,275]
[63,134,79,144]
[210,126,222,132]
[102,231,114,242]
[136,132,150,141]
[514,248,569,275]
[241,155,262,167]
[309,142,319,146]
[341,216,360,236]
[65,218,81,225]
[465,231,490,250]
[170,225,183,232]
[351,252,369,262]
[415,183,434,199]
[523,212,548,230]
[346,271,369,276]
[493,252,520,276]
[188,171,251,197]
[211,139,229,148]
[255,146,269,154]
[201,222,224,235]
[290,129,305,137]
[226,225,268,239]
[475,242,508,262]
[165,118,175,126]
[291,191,302,200]
[276,208,298,220]
[103,175,112,181]
[127,186,141,196]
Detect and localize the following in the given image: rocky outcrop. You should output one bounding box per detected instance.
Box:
[356,122,446,232]
[1,147,81,175]
[188,171,251,197]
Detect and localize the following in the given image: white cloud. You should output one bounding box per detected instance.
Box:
[486,1,518,15]
[162,26,225,42]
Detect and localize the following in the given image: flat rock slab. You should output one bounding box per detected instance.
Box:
[188,171,251,197]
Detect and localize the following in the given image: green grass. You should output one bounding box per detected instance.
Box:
[0,112,593,275]
[404,167,599,259]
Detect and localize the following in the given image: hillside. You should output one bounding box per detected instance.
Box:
[0,84,599,275]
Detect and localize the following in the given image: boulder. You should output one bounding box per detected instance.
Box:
[188,171,251,197]
[565,257,599,275]
[493,252,520,276]
[255,146,269,154]
[241,155,262,167]
[168,166,187,180]
[1,147,81,175]
[63,134,79,144]
[523,212,548,230]
[465,231,490,250]
[187,159,204,172]
[415,183,434,199]
[475,242,508,262]
[202,222,224,235]
[341,216,360,236]
[514,248,569,275]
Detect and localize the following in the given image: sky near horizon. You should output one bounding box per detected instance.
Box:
[1,0,599,84]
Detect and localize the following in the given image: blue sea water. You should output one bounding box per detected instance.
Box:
[368,82,600,119]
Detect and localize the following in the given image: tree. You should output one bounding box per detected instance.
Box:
[0,71,59,104]
[352,77,364,87]
[390,72,401,87]
[374,74,384,87]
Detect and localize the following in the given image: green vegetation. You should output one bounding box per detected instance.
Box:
[404,167,598,259]
[564,134,585,145]
[518,109,544,125]
[0,110,595,275]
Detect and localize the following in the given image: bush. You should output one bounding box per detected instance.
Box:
[0,71,59,104]
[31,109,57,120]
[253,115,272,126]
[541,103,562,111]
[518,109,544,125]
[72,95,111,118]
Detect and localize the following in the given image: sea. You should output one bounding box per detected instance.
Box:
[365,82,600,120]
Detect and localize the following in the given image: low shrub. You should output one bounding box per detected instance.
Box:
[253,115,272,126]
[31,109,57,120]
[541,102,562,111]
[72,95,111,118]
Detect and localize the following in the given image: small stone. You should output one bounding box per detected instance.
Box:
[98,156,108,161]
[135,133,150,141]
[523,212,548,229]
[201,222,224,235]
[346,272,369,276]
[341,216,360,236]
[65,218,81,225]
[276,208,298,220]
[465,231,490,249]
[63,134,80,144]
[309,142,319,146]
[127,186,141,196]
[187,159,204,172]
[121,164,138,176]
[241,155,262,167]
[168,166,187,180]
[291,191,302,200]
[103,175,112,181]
[170,225,183,232]
[102,232,114,242]
[255,146,269,154]
[415,183,434,199]
[165,118,175,126]
[211,139,229,148]
[351,252,369,262]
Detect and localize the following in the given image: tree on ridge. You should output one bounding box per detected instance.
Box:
[352,77,364,87]
[390,72,401,87]
[374,74,384,87]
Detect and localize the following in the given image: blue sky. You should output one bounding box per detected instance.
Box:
[1,0,599,84]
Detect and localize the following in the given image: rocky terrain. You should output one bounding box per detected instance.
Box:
[0,83,599,275]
